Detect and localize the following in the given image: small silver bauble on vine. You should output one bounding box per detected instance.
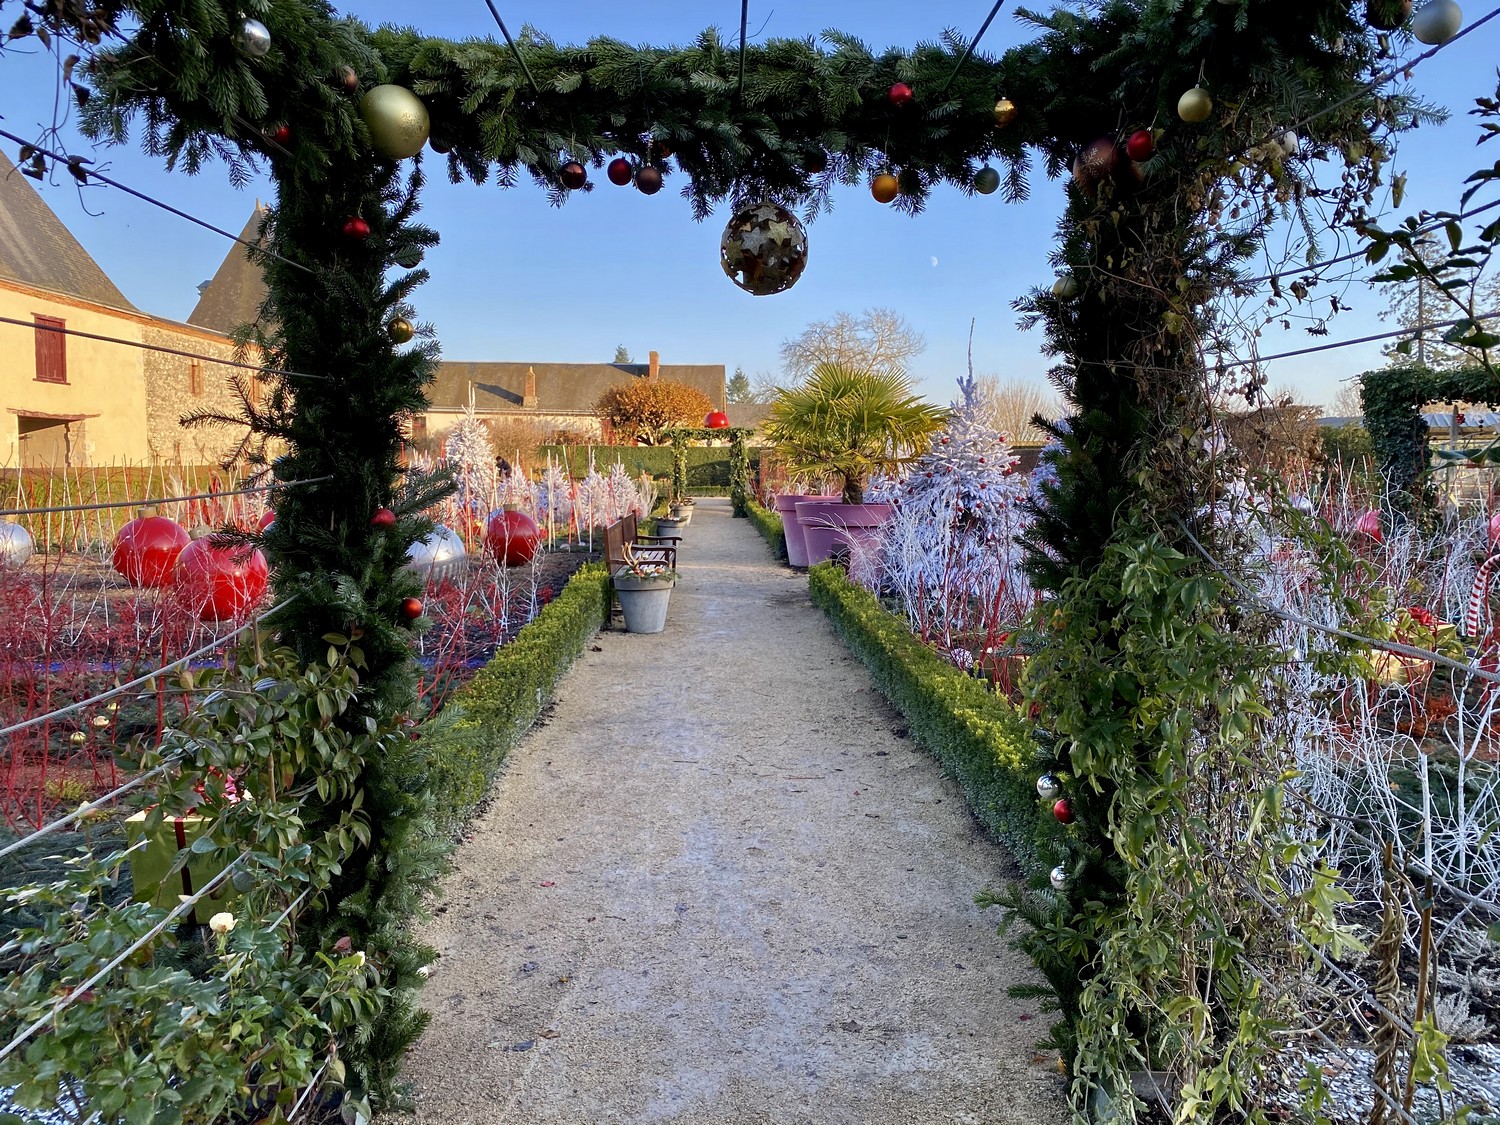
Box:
[235,17,272,59]
[1036,773,1063,801]
[1049,865,1068,891]
[720,200,809,296]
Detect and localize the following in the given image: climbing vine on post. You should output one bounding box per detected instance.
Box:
[1359,363,1499,508]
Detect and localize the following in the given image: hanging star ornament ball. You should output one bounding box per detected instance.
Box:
[720,200,809,296]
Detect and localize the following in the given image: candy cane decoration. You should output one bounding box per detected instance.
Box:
[1466,553,1500,639]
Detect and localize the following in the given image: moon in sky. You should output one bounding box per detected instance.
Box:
[930,256,939,267]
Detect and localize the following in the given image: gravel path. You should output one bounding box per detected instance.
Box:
[394,498,1067,1125]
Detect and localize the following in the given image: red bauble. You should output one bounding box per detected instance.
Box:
[342,216,370,240]
[635,165,663,195]
[370,507,397,531]
[607,156,633,186]
[338,66,358,94]
[175,540,269,622]
[111,517,190,588]
[1355,509,1383,543]
[1125,128,1155,162]
[1488,511,1500,546]
[560,161,588,190]
[704,410,731,429]
[264,123,291,145]
[1071,137,1119,194]
[485,508,541,566]
[888,82,914,107]
[1053,798,1075,825]
[400,596,423,621]
[804,149,828,175]
[257,510,276,532]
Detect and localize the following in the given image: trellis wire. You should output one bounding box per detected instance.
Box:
[0,760,180,861]
[0,315,333,383]
[0,477,332,518]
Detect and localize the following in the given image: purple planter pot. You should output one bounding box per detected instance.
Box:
[772,493,829,567]
[794,501,892,569]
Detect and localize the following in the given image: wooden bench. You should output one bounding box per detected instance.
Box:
[603,516,679,622]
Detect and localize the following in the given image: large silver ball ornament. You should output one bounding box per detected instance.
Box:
[973,165,1001,195]
[405,524,467,584]
[720,200,809,296]
[1049,865,1068,891]
[1051,274,1081,300]
[1411,0,1463,43]
[0,521,34,568]
[359,84,431,160]
[235,17,272,59]
[1036,773,1063,801]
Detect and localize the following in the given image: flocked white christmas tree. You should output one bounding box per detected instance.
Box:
[868,373,1033,655]
[444,387,497,527]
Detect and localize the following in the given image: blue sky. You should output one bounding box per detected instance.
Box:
[0,1,1495,411]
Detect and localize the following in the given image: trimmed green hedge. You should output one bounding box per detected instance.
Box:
[746,500,786,559]
[808,563,1044,872]
[424,562,612,836]
[540,445,761,488]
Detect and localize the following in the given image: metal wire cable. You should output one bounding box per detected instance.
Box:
[1217,309,1500,371]
[286,1057,333,1122]
[0,476,331,518]
[482,1,542,97]
[0,128,314,276]
[0,314,332,383]
[0,595,296,742]
[0,760,180,861]
[939,0,1008,95]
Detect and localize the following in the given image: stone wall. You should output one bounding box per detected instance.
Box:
[141,323,255,465]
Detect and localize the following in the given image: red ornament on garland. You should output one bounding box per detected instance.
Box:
[635,165,663,195]
[111,516,190,588]
[607,156,633,185]
[1053,798,1075,824]
[263,123,291,145]
[400,596,423,621]
[370,507,397,531]
[804,149,828,175]
[888,82,914,107]
[1355,509,1383,543]
[485,508,541,566]
[704,410,731,429]
[560,161,588,190]
[342,216,370,241]
[175,540,269,622]
[1125,128,1155,162]
[257,509,276,532]
[1488,511,1500,545]
[338,66,359,94]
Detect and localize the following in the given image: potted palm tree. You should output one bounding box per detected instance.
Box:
[764,365,947,566]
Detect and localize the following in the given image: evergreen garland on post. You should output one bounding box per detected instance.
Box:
[729,430,752,516]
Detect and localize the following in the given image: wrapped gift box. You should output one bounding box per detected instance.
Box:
[124,811,234,925]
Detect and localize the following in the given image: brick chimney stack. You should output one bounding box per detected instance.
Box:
[523,365,538,408]
[648,350,660,380]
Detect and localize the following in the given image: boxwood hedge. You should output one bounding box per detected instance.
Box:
[746,501,786,560]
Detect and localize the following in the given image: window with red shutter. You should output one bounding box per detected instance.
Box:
[189,361,204,396]
[34,316,66,384]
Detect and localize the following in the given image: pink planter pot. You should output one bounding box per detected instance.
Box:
[794,502,892,569]
[773,493,829,567]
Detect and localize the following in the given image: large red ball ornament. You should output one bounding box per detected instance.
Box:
[1053,798,1075,824]
[175,540,269,621]
[485,508,541,566]
[888,82,914,107]
[607,156,633,186]
[560,161,588,190]
[635,165,663,195]
[112,517,190,588]
[371,507,397,531]
[1125,129,1155,162]
[342,216,370,240]
[1355,509,1383,543]
[705,411,731,429]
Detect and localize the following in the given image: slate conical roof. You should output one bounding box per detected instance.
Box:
[186,205,270,334]
[0,149,136,311]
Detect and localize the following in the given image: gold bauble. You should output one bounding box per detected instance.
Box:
[871,173,900,204]
[387,317,415,344]
[1177,86,1213,124]
[359,85,430,160]
[993,97,1018,128]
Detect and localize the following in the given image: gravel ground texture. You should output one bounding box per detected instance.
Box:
[391,498,1067,1125]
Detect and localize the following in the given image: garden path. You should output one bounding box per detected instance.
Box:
[393,498,1065,1125]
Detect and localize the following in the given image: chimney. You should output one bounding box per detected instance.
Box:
[523,366,539,408]
[648,350,660,381]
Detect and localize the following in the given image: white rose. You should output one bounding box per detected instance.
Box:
[208,912,236,935]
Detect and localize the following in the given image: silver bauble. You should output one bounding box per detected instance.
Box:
[720,200,809,296]
[1051,274,1081,300]
[1036,773,1063,801]
[0,521,34,568]
[973,166,1001,195]
[1049,865,1068,891]
[406,524,467,584]
[1411,0,1462,43]
[235,17,272,59]
[360,84,431,160]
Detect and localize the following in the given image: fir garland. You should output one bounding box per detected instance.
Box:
[1358,363,1498,508]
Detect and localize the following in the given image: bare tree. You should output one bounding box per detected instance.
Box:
[779,308,925,382]
[973,375,1060,444]
[1326,381,1364,419]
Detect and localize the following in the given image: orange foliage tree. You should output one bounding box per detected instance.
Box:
[594,379,714,446]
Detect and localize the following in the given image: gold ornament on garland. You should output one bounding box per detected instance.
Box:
[993,97,1018,128]
[359,84,430,160]
[720,201,809,296]
[1177,85,1213,123]
[386,317,415,344]
[871,172,900,204]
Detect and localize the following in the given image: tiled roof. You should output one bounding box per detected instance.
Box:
[0,150,136,311]
[431,362,725,414]
[186,208,270,333]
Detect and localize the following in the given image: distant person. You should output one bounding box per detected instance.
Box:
[496,456,511,480]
